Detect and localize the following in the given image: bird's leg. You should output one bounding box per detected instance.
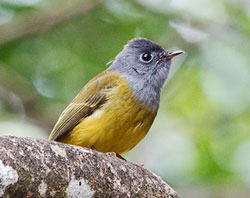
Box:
[90,145,97,151]
[106,152,126,161]
[115,153,126,161]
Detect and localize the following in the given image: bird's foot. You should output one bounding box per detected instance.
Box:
[106,152,126,161]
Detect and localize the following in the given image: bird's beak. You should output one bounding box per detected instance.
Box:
[166,50,184,60]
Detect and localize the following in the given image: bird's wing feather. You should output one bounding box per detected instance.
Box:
[48,70,119,141]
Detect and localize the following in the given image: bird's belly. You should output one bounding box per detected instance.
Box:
[60,98,156,154]
[60,77,157,154]
[95,114,154,154]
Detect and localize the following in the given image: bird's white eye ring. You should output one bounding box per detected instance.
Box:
[140,53,153,63]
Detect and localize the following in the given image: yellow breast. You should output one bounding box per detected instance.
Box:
[60,74,157,154]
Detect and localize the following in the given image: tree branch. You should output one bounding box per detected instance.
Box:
[0,0,100,46]
[0,136,179,198]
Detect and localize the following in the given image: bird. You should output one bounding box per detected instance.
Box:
[48,38,184,155]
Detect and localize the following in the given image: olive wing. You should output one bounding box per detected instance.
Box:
[48,71,118,141]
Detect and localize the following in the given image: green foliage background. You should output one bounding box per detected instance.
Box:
[0,0,250,197]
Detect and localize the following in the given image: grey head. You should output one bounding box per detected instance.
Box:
[108,38,183,111]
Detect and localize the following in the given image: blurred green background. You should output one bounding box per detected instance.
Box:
[0,0,250,197]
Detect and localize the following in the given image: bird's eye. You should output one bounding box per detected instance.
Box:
[140,53,153,63]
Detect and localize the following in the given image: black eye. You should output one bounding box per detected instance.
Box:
[140,53,153,62]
